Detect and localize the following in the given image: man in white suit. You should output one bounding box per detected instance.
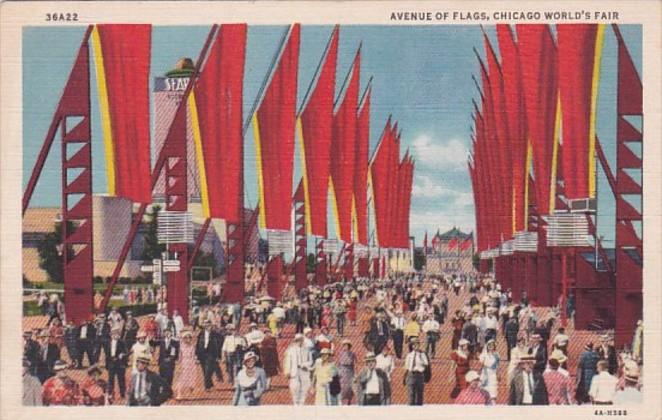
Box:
[283,333,313,405]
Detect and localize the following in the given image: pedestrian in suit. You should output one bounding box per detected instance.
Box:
[508,356,549,405]
[354,352,391,405]
[528,334,547,375]
[158,329,179,386]
[404,337,429,405]
[122,311,139,351]
[596,334,618,375]
[105,328,127,399]
[369,312,391,355]
[76,318,96,368]
[196,321,222,391]
[127,356,172,406]
[92,315,110,365]
[23,330,40,375]
[505,317,519,361]
[35,330,60,383]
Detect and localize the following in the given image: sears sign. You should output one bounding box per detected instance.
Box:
[154,76,190,92]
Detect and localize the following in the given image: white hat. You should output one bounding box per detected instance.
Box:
[303,327,312,334]
[465,370,480,382]
[294,333,304,341]
[243,351,258,364]
[458,338,469,346]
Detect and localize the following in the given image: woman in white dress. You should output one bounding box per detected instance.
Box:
[507,335,529,384]
[479,339,499,403]
[233,352,267,406]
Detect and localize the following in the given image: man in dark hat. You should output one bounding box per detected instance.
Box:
[127,356,172,406]
[196,320,223,391]
[355,352,391,405]
[122,310,139,351]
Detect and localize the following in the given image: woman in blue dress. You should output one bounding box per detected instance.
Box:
[233,351,267,406]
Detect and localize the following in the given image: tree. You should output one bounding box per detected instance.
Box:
[191,251,218,280]
[141,205,166,261]
[472,253,480,270]
[307,253,316,273]
[37,221,73,283]
[413,247,426,271]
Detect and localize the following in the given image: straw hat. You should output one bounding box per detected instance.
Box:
[549,349,567,363]
[320,348,334,356]
[341,339,352,347]
[137,355,151,364]
[136,331,147,339]
[53,360,68,371]
[294,333,304,341]
[458,338,469,346]
[465,370,480,383]
[243,351,259,364]
[364,352,376,362]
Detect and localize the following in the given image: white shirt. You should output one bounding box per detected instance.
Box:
[391,316,406,330]
[222,335,247,354]
[484,316,498,330]
[133,371,147,400]
[554,333,569,346]
[272,307,286,319]
[422,319,440,333]
[375,354,394,380]
[365,369,380,394]
[405,350,428,373]
[589,371,618,403]
[245,330,265,345]
[111,339,118,357]
[283,344,312,376]
[522,371,534,404]
[613,387,643,405]
[173,315,184,336]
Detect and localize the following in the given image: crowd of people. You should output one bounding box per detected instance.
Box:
[23,271,644,407]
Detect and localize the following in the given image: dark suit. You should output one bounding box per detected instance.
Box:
[529,345,547,375]
[461,321,478,354]
[76,322,96,367]
[92,321,110,364]
[508,370,549,405]
[122,318,139,351]
[597,345,618,375]
[105,338,128,397]
[158,338,180,386]
[195,330,222,390]
[127,369,172,406]
[23,338,41,375]
[35,343,60,383]
[504,318,519,360]
[369,319,391,355]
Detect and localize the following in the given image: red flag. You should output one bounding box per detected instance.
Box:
[354,85,370,245]
[448,237,458,250]
[557,24,603,200]
[370,119,392,248]
[517,24,558,216]
[330,49,360,242]
[254,24,300,230]
[192,24,246,222]
[93,24,152,203]
[299,27,338,237]
[460,237,473,251]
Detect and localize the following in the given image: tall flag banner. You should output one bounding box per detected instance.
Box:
[191,24,246,222]
[253,24,300,230]
[448,237,458,250]
[298,26,338,238]
[385,124,401,247]
[517,24,559,215]
[91,24,152,203]
[497,25,528,234]
[400,156,414,248]
[370,119,392,248]
[460,236,473,251]
[330,49,360,242]
[557,24,605,200]
[354,84,371,245]
[484,33,513,239]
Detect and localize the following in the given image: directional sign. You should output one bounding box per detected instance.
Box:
[163,266,181,272]
[140,265,154,273]
[162,259,181,267]
[153,270,162,286]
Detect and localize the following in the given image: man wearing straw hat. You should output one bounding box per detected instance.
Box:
[127,355,172,406]
[508,355,549,405]
[355,352,391,405]
[613,363,642,405]
[454,370,490,405]
[42,360,81,406]
[543,353,573,405]
[130,330,152,373]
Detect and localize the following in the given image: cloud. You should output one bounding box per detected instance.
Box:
[411,134,468,170]
[408,208,475,239]
[412,174,474,208]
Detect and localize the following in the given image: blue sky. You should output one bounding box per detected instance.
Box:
[23,25,641,246]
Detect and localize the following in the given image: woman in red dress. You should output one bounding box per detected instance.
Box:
[347,299,358,326]
[143,315,159,348]
[321,304,333,328]
[258,328,281,389]
[449,339,471,399]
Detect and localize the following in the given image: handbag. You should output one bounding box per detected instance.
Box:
[329,374,341,396]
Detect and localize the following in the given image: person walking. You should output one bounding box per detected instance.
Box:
[404,337,429,405]
[22,359,43,406]
[35,330,60,383]
[576,343,600,404]
[422,313,441,359]
[454,370,490,405]
[354,352,391,405]
[589,360,618,405]
[130,331,152,373]
[158,328,179,386]
[543,357,573,405]
[127,356,172,406]
[173,331,198,401]
[389,308,406,359]
[221,323,246,384]
[105,327,127,400]
[508,356,549,405]
[233,352,267,406]
[195,320,223,392]
[42,360,81,406]
[337,339,356,405]
[311,348,339,405]
[258,328,280,389]
[449,339,471,399]
[479,339,499,403]
[504,316,519,361]
[283,333,313,405]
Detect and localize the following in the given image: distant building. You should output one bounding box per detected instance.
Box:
[425,227,474,275]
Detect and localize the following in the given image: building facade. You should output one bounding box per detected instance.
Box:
[426,227,475,275]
